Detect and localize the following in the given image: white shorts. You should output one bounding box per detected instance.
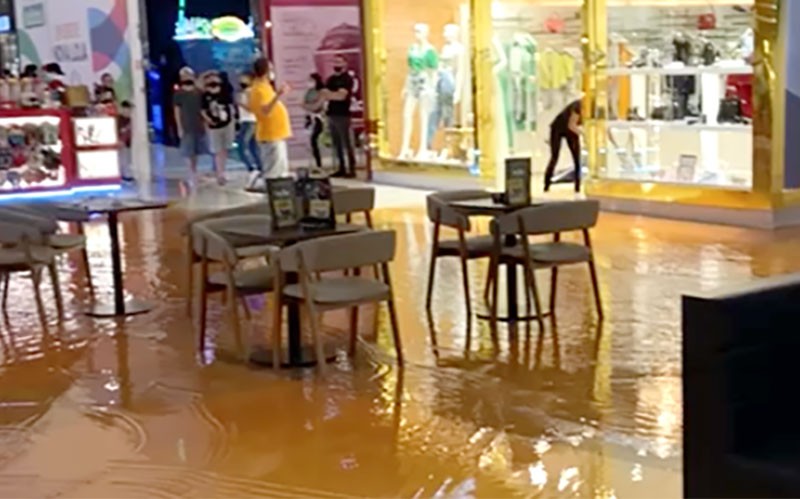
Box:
[259,140,288,178]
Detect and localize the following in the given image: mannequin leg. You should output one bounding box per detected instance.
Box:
[400,95,418,159]
[417,93,432,158]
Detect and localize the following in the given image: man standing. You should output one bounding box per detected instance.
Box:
[323,55,356,177]
[250,57,291,181]
[173,67,206,186]
[543,98,582,192]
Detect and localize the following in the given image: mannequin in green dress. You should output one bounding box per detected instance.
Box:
[399,23,438,159]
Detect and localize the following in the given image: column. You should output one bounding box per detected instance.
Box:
[470,0,496,181]
[126,0,151,187]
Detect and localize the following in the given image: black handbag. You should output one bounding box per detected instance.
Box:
[718,97,742,123]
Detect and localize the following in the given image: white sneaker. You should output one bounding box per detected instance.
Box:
[247,171,262,189]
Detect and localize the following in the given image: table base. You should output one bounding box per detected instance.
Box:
[248,339,345,368]
[86,299,153,318]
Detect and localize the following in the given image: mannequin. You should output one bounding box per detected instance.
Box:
[671,31,694,119]
[427,23,466,155]
[399,23,438,160]
[508,33,537,131]
[492,35,511,173]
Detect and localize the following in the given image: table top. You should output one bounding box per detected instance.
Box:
[52,197,169,215]
[449,196,579,216]
[218,221,365,248]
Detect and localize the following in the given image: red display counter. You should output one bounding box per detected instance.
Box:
[0,108,121,197]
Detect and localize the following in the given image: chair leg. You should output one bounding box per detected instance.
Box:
[48,262,64,320]
[306,301,327,375]
[197,276,209,358]
[31,269,47,330]
[489,262,500,345]
[523,264,546,335]
[549,267,559,317]
[386,298,404,367]
[1,273,9,312]
[425,254,437,313]
[588,260,604,321]
[483,263,495,306]
[271,294,283,370]
[459,256,472,340]
[349,304,359,357]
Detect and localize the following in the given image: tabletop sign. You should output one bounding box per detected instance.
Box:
[298,177,335,230]
[267,177,300,230]
[505,156,532,206]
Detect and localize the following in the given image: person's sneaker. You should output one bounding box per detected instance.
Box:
[247,171,261,189]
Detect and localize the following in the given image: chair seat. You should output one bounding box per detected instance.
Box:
[504,242,591,265]
[438,235,496,258]
[0,246,56,267]
[236,244,278,259]
[48,233,86,250]
[209,265,275,294]
[283,277,390,305]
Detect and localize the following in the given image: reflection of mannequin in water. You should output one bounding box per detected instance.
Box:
[427,24,465,156]
[399,23,438,160]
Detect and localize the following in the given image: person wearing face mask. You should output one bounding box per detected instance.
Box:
[237,73,262,187]
[173,66,207,186]
[322,55,356,177]
[303,73,326,169]
[201,70,239,186]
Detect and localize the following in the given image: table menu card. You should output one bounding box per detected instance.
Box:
[505,156,532,206]
[267,177,300,230]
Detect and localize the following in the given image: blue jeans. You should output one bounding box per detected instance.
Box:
[236,122,262,172]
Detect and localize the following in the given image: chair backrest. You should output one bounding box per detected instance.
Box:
[279,230,396,273]
[0,206,59,234]
[495,200,600,236]
[185,202,271,233]
[0,220,46,245]
[333,187,375,217]
[425,195,471,231]
[192,221,239,265]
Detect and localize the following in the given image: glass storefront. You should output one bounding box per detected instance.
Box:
[599,3,754,189]
[375,0,476,169]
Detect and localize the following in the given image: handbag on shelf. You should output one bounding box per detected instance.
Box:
[717,97,743,124]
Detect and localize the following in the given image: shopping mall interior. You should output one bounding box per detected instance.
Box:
[0,0,799,497]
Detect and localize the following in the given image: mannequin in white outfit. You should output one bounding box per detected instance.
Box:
[400,23,438,160]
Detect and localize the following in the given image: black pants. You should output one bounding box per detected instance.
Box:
[310,116,323,168]
[544,128,581,192]
[328,115,356,175]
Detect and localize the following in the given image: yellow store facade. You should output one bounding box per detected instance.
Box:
[363,0,797,227]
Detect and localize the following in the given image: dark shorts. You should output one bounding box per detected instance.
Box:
[180,133,208,158]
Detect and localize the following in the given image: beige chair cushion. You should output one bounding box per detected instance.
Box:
[209,266,275,293]
[236,244,278,259]
[0,246,56,267]
[438,235,496,257]
[48,233,86,250]
[505,242,590,265]
[283,277,390,305]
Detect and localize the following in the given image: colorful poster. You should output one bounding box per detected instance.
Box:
[15,0,132,100]
[268,0,364,166]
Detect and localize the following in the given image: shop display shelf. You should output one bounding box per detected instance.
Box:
[606,120,751,133]
[605,65,753,77]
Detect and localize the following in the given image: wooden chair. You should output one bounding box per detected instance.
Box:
[0,220,59,329]
[184,202,274,316]
[333,186,375,227]
[491,200,603,332]
[425,190,496,328]
[272,230,403,374]
[192,219,277,359]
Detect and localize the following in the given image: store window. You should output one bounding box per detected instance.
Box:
[490,1,583,175]
[379,0,475,168]
[600,2,754,188]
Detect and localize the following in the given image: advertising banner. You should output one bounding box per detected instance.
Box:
[15,0,132,100]
[268,0,364,165]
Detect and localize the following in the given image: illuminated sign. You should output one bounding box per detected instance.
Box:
[174,15,254,42]
[211,16,252,42]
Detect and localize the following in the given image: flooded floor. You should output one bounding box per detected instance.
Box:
[2,183,799,498]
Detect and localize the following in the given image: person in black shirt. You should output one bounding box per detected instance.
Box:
[543,99,582,192]
[202,71,239,186]
[322,55,356,177]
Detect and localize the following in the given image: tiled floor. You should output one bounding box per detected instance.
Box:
[2,176,799,497]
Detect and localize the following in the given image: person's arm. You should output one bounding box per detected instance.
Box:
[568,107,581,135]
[261,83,290,116]
[173,93,183,138]
[322,76,350,101]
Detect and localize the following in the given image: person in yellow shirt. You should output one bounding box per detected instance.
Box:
[249,57,292,185]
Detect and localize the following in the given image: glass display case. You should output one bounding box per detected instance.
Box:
[600,4,754,188]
